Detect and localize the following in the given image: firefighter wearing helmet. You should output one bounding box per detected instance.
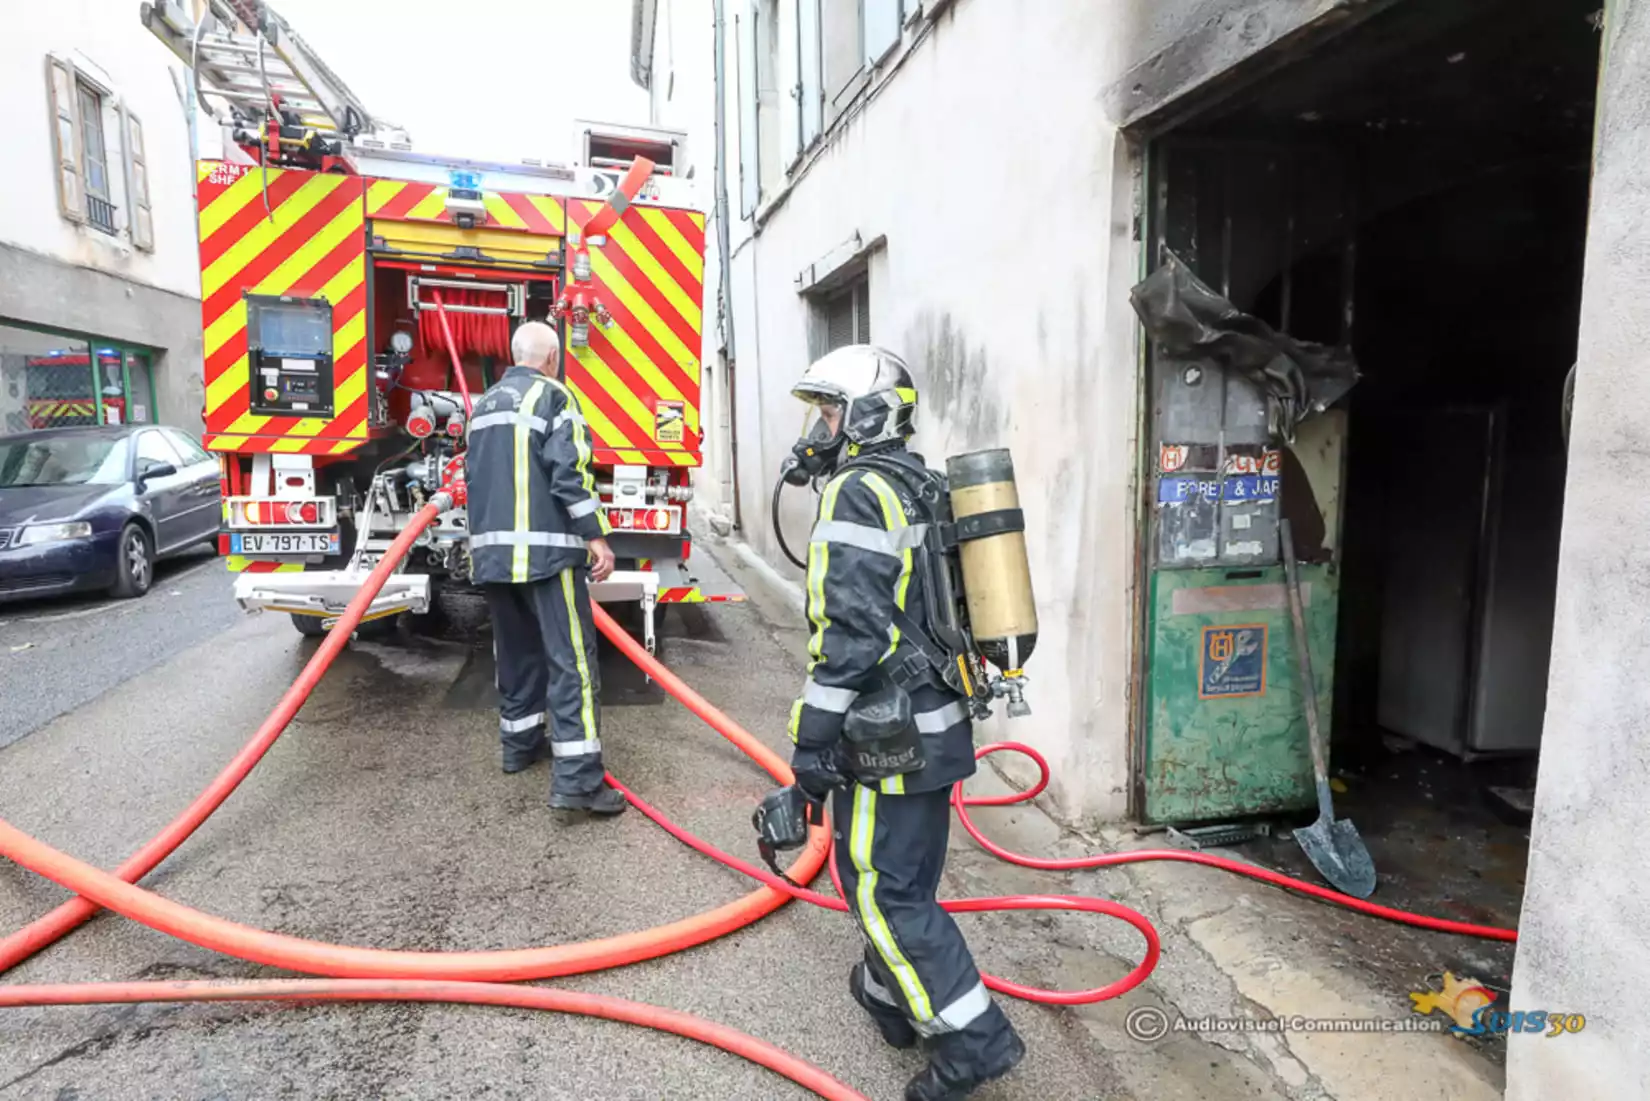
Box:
[783,344,1026,1099]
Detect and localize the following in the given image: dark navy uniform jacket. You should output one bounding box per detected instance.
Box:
[466,365,610,585]
[789,447,976,796]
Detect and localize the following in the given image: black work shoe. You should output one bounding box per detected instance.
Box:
[502,742,549,774]
[549,783,628,816]
[850,962,917,1049]
[904,1029,1026,1101]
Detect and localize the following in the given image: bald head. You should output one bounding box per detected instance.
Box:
[511,321,560,374]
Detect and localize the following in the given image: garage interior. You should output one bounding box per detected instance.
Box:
[1138,0,1603,1013]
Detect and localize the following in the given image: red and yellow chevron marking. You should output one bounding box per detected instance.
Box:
[567,199,706,470]
[365,180,566,236]
[196,161,371,456]
[26,400,96,419]
[657,587,745,605]
[225,556,304,574]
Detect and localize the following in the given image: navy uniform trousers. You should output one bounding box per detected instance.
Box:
[484,566,605,796]
[830,779,1020,1075]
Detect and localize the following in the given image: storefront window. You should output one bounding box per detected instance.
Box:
[0,324,96,434]
[0,323,160,435]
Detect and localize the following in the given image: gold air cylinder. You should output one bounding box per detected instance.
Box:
[945,449,1038,675]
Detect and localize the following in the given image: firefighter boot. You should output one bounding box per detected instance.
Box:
[549,781,629,816]
[850,961,918,1049]
[904,1015,1026,1101]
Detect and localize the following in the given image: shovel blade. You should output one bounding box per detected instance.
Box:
[1295,816,1377,899]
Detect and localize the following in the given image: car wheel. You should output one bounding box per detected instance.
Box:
[111,524,154,599]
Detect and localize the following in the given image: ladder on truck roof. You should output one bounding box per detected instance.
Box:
[140,0,397,146]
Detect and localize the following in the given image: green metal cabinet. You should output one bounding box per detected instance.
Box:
[1141,565,1336,824]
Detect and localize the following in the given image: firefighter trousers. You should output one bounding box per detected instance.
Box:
[830,782,1020,1073]
[483,569,605,796]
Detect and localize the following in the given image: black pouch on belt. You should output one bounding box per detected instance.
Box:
[842,683,925,783]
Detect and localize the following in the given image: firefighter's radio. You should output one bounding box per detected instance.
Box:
[246,293,336,418]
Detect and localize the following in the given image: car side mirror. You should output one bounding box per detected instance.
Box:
[140,461,177,483]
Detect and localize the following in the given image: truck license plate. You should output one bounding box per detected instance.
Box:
[232,532,339,555]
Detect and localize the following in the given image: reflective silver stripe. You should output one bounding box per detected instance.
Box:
[608,189,632,215]
[915,700,969,734]
[913,981,992,1037]
[470,410,548,434]
[803,679,859,713]
[811,520,929,557]
[568,498,600,519]
[551,738,602,758]
[470,531,588,550]
[500,713,545,733]
[552,410,586,432]
[861,968,899,1007]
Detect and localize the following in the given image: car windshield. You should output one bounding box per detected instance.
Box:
[0,435,130,488]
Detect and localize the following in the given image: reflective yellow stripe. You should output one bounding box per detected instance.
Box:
[513,379,549,582]
[787,699,804,744]
[549,379,610,536]
[850,785,932,1020]
[861,472,914,662]
[805,475,851,674]
[880,774,905,796]
[562,568,599,741]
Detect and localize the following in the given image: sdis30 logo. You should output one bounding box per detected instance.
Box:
[1409,972,1585,1038]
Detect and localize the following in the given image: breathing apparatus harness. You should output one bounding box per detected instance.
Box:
[756,444,996,877]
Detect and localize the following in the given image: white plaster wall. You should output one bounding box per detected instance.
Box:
[643,0,738,518]
[721,0,1146,820]
[0,0,200,303]
[1508,1,1650,1096]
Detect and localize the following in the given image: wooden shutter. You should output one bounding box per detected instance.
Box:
[737,8,760,216]
[864,0,902,65]
[797,0,823,149]
[45,56,86,224]
[125,110,154,250]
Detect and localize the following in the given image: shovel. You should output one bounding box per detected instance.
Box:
[1281,519,1377,899]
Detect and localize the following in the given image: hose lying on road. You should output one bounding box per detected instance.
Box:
[0,488,1517,1100]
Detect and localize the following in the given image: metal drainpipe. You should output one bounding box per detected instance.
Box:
[711,0,743,530]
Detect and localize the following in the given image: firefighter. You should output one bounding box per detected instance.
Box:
[785,345,1026,1100]
[466,320,626,816]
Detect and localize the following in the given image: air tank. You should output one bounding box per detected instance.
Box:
[945,449,1037,716]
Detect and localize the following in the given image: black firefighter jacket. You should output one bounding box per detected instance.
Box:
[466,365,610,585]
[789,448,977,796]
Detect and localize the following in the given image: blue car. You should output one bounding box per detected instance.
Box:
[0,424,221,604]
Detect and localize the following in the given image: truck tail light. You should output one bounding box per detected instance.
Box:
[604,505,681,535]
[230,498,332,528]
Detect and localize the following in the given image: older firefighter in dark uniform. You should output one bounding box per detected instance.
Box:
[783,345,1025,1099]
[466,320,626,816]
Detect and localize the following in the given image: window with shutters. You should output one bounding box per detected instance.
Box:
[814,272,871,359]
[45,55,149,248]
[76,82,116,235]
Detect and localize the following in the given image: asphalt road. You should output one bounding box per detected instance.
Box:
[0,547,1182,1101]
[0,547,242,751]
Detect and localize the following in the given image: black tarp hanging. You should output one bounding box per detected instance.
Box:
[1130,251,1361,442]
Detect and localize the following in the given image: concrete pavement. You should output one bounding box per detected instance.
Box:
[0,536,1506,1100]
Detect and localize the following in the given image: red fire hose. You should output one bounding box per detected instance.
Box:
[0,494,1516,1099]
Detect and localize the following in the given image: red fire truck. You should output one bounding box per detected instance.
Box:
[141,0,734,648]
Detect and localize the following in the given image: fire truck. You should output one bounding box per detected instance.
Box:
[141,0,733,650]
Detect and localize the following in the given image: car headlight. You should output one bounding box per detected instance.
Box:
[18,521,93,546]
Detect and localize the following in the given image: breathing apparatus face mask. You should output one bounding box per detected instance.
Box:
[780,404,846,486]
